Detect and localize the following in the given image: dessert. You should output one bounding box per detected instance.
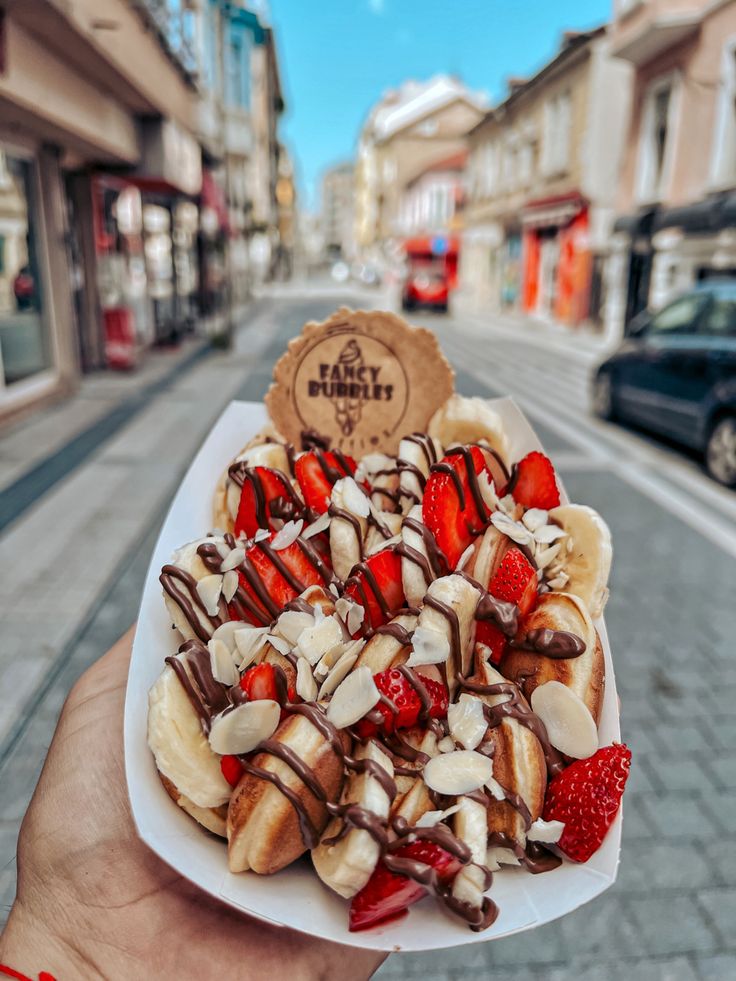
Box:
[146,309,629,935]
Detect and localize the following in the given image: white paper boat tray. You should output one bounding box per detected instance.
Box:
[124,398,622,952]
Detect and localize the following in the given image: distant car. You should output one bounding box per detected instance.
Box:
[401,267,449,312]
[592,281,736,486]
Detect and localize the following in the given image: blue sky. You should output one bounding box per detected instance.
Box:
[270,0,611,210]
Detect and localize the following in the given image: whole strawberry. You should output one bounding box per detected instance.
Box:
[543,743,631,863]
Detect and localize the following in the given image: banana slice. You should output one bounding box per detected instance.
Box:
[451,797,489,912]
[428,395,508,463]
[215,440,292,530]
[397,434,442,512]
[548,504,612,617]
[162,536,226,642]
[354,612,416,673]
[400,505,438,607]
[471,524,510,589]
[329,477,369,580]
[148,663,231,809]
[312,741,395,898]
[412,574,481,692]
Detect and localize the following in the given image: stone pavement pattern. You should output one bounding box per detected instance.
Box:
[1,290,735,980]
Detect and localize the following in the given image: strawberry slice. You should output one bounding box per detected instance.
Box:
[355,668,449,737]
[488,547,538,616]
[475,621,508,665]
[227,534,329,625]
[240,662,279,701]
[422,446,489,569]
[343,548,405,632]
[349,841,463,931]
[221,754,244,788]
[234,467,299,538]
[543,743,631,863]
[508,451,560,510]
[295,450,357,514]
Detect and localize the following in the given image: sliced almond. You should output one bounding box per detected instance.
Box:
[253,528,270,542]
[318,649,360,698]
[208,700,280,755]
[485,776,506,801]
[406,625,450,667]
[486,846,521,872]
[447,694,487,750]
[220,546,245,573]
[531,680,598,760]
[455,543,475,572]
[534,524,567,545]
[303,511,331,538]
[266,633,292,657]
[522,508,548,532]
[326,665,380,729]
[491,512,533,547]
[234,626,269,668]
[296,614,344,665]
[478,471,499,511]
[208,638,239,687]
[415,803,461,828]
[196,574,223,616]
[296,658,318,702]
[211,620,243,654]
[423,750,493,796]
[222,570,239,603]
[527,818,565,844]
[271,519,304,550]
[277,609,315,645]
[438,735,456,753]
[339,476,371,518]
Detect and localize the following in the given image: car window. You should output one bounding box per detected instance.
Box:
[648,294,708,335]
[700,296,736,336]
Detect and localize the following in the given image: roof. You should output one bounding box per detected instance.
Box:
[469,26,606,136]
[367,75,488,143]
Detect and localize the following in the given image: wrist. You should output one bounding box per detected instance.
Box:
[0,901,77,980]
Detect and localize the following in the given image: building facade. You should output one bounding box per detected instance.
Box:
[608,0,736,335]
[0,0,286,423]
[321,162,355,261]
[355,76,487,259]
[0,0,204,421]
[398,151,466,238]
[459,29,633,329]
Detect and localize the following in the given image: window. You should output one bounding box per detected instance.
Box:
[0,150,51,387]
[649,293,707,335]
[636,75,678,203]
[225,29,251,109]
[710,41,736,188]
[541,91,572,176]
[701,292,736,335]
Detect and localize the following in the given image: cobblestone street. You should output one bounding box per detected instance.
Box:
[1,286,735,979]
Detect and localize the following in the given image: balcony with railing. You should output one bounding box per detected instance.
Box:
[138,0,198,79]
[611,0,704,65]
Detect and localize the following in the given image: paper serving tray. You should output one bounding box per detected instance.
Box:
[124,398,622,953]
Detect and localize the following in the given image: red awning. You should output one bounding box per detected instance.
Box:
[522,191,587,229]
[403,235,460,257]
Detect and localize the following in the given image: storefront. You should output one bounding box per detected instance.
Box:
[521,193,591,326]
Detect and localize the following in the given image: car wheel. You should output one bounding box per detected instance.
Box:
[592,372,615,420]
[706,415,736,487]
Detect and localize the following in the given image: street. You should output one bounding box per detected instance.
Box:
[1,286,734,980]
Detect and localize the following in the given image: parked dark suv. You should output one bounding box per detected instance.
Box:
[592,281,736,486]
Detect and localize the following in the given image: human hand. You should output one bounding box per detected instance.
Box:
[0,628,387,980]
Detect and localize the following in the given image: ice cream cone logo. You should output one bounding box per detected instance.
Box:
[332,339,364,436]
